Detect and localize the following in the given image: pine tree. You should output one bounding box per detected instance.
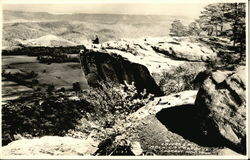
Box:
[198,3,246,62]
[224,3,246,45]
[198,3,224,36]
[188,22,202,36]
[223,3,246,61]
[169,20,187,37]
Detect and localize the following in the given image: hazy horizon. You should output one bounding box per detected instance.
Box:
[3,3,208,19]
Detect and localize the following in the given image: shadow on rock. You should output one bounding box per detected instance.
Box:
[156,104,225,148]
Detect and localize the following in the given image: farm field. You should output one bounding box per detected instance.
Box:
[2,55,88,103]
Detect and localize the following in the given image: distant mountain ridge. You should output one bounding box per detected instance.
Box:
[3,10,191,23]
[3,10,194,49]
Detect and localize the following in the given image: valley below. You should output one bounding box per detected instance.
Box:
[2,55,88,104]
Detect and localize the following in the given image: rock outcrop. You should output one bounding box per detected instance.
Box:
[2,136,99,157]
[80,50,163,95]
[80,37,215,94]
[195,66,246,154]
[151,37,216,62]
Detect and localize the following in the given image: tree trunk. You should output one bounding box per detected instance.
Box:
[209,27,214,36]
[233,3,238,50]
[206,28,210,36]
[220,24,223,36]
[215,25,218,36]
[239,41,243,62]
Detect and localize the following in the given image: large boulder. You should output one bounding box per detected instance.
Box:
[195,66,246,153]
[80,37,214,94]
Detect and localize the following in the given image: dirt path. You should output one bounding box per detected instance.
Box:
[133,115,221,155]
[123,90,222,155]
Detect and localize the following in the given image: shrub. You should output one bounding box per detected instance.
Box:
[2,81,153,150]
[58,87,66,92]
[169,19,188,37]
[47,84,55,93]
[78,81,153,129]
[94,134,135,155]
[217,50,241,64]
[72,82,81,92]
[32,79,39,84]
[159,63,206,95]
[67,81,154,155]
[2,92,91,146]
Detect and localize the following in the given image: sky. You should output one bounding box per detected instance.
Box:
[3,3,209,19]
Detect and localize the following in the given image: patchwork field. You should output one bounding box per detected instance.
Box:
[2,55,88,103]
[2,55,37,65]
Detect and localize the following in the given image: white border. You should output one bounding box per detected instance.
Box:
[0,0,248,159]
[0,0,248,4]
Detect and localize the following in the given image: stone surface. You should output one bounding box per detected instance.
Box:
[80,37,212,94]
[2,136,99,157]
[126,90,223,155]
[129,90,198,120]
[151,37,216,62]
[130,141,143,156]
[217,148,242,155]
[195,66,246,153]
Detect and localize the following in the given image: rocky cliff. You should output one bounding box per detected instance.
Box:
[80,50,163,95]
[80,37,216,95]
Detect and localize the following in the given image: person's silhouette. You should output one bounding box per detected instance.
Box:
[92,35,99,44]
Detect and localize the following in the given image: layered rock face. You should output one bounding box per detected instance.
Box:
[195,66,246,153]
[80,37,216,95]
[80,50,163,95]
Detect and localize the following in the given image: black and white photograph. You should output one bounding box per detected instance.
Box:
[0,0,248,158]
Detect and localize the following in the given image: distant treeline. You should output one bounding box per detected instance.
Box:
[37,54,79,63]
[2,45,85,56]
